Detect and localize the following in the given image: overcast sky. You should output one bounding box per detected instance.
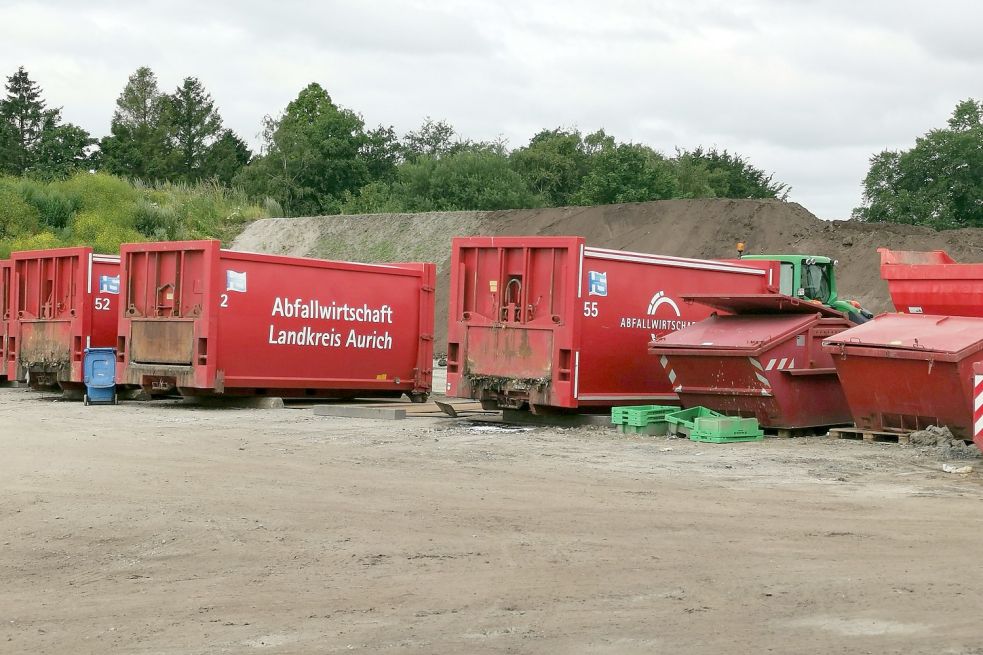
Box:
[2,0,981,218]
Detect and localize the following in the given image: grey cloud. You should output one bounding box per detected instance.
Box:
[1,0,981,219]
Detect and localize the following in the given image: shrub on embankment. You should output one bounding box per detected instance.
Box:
[0,172,275,257]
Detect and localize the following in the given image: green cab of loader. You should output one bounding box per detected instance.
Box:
[739,253,869,322]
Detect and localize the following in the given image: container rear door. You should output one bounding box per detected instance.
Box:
[124,248,206,365]
[15,252,83,366]
[1,262,9,368]
[449,238,578,407]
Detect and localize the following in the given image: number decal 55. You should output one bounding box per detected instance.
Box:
[583,301,598,317]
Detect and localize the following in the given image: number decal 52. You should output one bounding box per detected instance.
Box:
[94,297,111,311]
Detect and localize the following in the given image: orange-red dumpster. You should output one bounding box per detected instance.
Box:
[823,313,983,441]
[879,248,983,317]
[650,294,853,429]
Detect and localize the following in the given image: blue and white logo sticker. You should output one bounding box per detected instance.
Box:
[226,270,247,293]
[98,275,120,294]
[588,270,608,297]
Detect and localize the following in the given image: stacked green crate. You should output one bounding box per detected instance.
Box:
[610,405,679,436]
[689,416,764,443]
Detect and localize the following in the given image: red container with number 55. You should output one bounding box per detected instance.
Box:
[445,236,780,412]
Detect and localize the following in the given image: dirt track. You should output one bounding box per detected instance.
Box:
[3,386,983,654]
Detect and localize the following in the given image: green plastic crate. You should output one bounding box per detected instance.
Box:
[690,416,764,443]
[611,405,679,426]
[618,421,671,436]
[665,406,724,433]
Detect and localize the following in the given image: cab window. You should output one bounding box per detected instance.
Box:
[779,263,794,296]
[802,263,831,303]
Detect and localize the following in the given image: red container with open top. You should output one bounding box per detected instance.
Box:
[823,313,983,441]
[879,248,983,317]
[9,247,120,389]
[116,240,435,400]
[649,294,853,429]
[1,259,11,381]
[445,236,780,412]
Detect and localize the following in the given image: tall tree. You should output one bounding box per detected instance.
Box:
[510,128,591,206]
[0,66,92,177]
[236,83,384,215]
[32,111,95,178]
[672,147,789,200]
[164,76,223,181]
[402,118,458,161]
[99,66,172,180]
[203,129,252,185]
[0,67,46,174]
[344,148,541,214]
[854,99,983,229]
[574,141,677,205]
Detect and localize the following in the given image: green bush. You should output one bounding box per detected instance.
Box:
[15,179,81,230]
[0,182,42,256]
[0,172,270,256]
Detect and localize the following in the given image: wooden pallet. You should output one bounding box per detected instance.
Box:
[827,427,912,445]
[763,425,844,439]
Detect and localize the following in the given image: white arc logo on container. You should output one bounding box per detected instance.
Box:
[648,290,681,341]
[648,291,680,317]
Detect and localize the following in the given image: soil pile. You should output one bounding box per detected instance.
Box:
[908,425,981,460]
[233,199,983,348]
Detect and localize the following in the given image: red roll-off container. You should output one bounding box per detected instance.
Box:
[823,313,983,440]
[10,247,120,389]
[445,236,779,411]
[116,240,435,399]
[879,248,983,317]
[649,295,853,428]
[1,259,11,381]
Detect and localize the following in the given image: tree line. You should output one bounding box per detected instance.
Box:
[853,99,983,229]
[0,66,790,218]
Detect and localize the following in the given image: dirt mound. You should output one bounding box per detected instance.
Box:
[908,426,981,460]
[232,199,983,349]
[232,211,485,263]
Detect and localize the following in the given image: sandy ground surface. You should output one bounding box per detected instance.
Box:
[3,383,983,654]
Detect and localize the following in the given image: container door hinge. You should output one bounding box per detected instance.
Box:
[420,334,434,341]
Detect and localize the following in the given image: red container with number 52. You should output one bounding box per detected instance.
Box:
[8,247,120,390]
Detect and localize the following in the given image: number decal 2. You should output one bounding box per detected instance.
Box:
[220,294,229,308]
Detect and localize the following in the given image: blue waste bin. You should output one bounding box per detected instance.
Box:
[83,347,117,406]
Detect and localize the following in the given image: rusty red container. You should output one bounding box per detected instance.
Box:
[9,247,120,389]
[116,240,435,400]
[1,259,10,381]
[445,236,780,412]
[879,248,983,317]
[823,313,983,440]
[649,295,853,429]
